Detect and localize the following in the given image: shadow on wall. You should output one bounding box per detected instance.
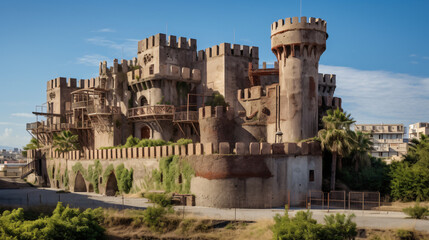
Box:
[105,172,119,196]
[74,171,87,192]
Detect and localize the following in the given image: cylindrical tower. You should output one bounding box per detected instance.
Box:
[271,16,327,142]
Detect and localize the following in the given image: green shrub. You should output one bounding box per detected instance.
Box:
[319,213,357,240]
[0,202,104,240]
[115,164,134,194]
[272,209,357,240]
[390,161,429,201]
[144,192,172,207]
[172,138,192,146]
[396,229,415,240]
[143,206,167,231]
[205,92,228,107]
[403,203,428,219]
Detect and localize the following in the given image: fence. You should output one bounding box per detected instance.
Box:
[308,190,380,211]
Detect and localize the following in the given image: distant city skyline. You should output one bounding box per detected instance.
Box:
[1,0,428,147]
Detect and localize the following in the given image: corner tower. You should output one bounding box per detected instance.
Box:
[271,17,327,142]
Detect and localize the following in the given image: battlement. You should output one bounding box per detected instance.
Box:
[99,58,130,75]
[47,77,78,90]
[137,33,197,53]
[197,43,258,61]
[29,141,321,160]
[198,106,233,120]
[318,73,336,86]
[318,96,341,109]
[271,16,327,36]
[237,85,267,101]
[127,64,201,83]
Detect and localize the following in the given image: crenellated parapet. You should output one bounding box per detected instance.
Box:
[198,106,234,120]
[47,77,78,91]
[99,58,130,76]
[196,43,258,61]
[32,140,321,161]
[318,96,342,109]
[271,16,328,61]
[318,73,336,97]
[237,85,267,101]
[138,33,197,53]
[127,64,201,84]
[271,16,327,36]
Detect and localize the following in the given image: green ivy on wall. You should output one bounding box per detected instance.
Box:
[152,155,194,194]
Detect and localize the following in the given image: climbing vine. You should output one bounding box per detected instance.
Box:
[115,164,134,194]
[152,155,194,194]
[87,160,102,193]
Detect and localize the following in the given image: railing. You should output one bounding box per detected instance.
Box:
[71,100,94,109]
[21,159,39,179]
[26,122,40,131]
[128,105,174,118]
[29,122,91,132]
[173,111,198,122]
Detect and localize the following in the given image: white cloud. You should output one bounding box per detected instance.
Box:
[86,37,137,56]
[93,28,115,33]
[77,54,109,66]
[0,127,29,148]
[319,65,429,128]
[11,113,34,118]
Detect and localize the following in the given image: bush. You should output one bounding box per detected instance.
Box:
[396,229,415,240]
[143,206,167,231]
[403,203,428,219]
[115,164,133,194]
[205,92,228,107]
[172,138,192,146]
[390,161,429,201]
[144,192,172,207]
[0,202,105,240]
[272,209,357,240]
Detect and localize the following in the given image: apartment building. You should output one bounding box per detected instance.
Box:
[409,122,429,140]
[355,124,408,160]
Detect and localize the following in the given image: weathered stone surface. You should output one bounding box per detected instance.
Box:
[249,142,260,155]
[204,143,213,155]
[219,142,230,154]
[188,143,195,155]
[150,147,156,158]
[195,143,203,155]
[235,142,248,155]
[298,142,309,155]
[272,143,285,154]
[260,143,271,154]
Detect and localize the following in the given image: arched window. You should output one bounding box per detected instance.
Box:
[140,96,148,106]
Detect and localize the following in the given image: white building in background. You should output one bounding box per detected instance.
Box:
[354,124,408,161]
[409,122,429,140]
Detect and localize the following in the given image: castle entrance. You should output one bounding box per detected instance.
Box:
[74,171,87,192]
[105,172,118,196]
[141,125,150,139]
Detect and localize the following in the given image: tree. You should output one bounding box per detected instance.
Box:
[53,130,80,153]
[405,134,429,164]
[350,131,374,172]
[318,108,355,190]
[22,138,42,157]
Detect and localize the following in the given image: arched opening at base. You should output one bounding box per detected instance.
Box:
[140,125,151,139]
[105,172,118,196]
[88,183,94,192]
[74,171,87,192]
[56,180,59,188]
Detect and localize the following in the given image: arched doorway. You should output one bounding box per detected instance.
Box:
[140,96,148,106]
[141,125,151,139]
[74,171,87,192]
[105,172,118,196]
[88,183,94,192]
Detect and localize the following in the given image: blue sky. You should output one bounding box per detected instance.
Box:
[1,0,428,148]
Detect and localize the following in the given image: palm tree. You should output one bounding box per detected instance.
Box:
[23,138,42,157]
[351,131,374,172]
[406,134,429,164]
[53,130,80,153]
[318,108,356,190]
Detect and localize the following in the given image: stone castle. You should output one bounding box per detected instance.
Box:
[26,16,342,208]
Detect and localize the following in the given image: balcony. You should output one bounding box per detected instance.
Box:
[72,100,94,109]
[128,105,174,121]
[28,121,91,133]
[87,105,120,115]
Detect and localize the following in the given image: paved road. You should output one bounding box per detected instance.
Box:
[0,187,427,232]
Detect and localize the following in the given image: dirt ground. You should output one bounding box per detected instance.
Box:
[380,201,429,212]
